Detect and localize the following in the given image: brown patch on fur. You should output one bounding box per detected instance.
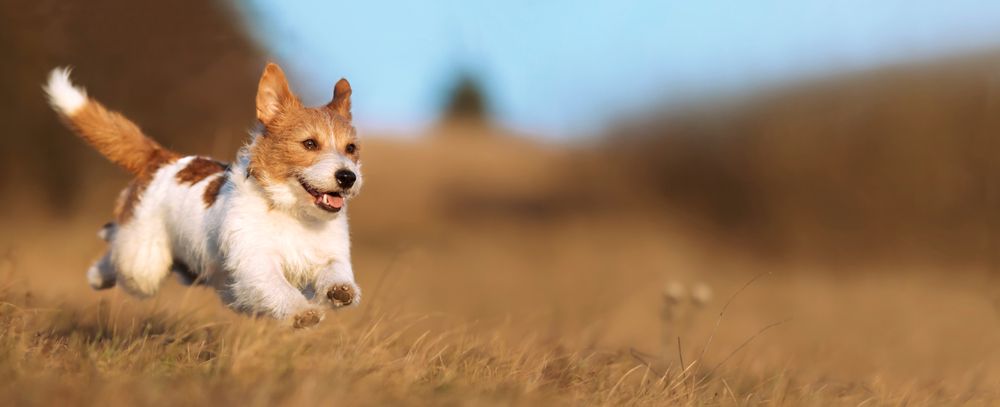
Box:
[114,158,228,222]
[176,157,227,185]
[203,173,227,207]
[114,179,146,223]
[65,98,179,179]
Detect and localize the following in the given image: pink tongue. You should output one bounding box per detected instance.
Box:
[320,193,344,209]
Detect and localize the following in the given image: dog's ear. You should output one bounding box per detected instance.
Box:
[256,63,298,125]
[327,78,352,119]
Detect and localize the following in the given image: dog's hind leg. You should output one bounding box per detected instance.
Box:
[87,222,118,290]
[110,220,173,298]
[87,251,117,290]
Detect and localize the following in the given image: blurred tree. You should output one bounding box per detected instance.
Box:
[441,73,491,125]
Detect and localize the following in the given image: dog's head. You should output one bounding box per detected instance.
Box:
[247,63,362,219]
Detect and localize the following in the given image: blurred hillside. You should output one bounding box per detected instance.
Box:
[610,52,1000,264]
[0,0,263,213]
[2,0,999,266]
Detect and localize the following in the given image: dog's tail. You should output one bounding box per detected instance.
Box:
[44,67,178,178]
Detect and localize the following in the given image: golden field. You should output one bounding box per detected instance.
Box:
[0,132,998,406]
[2,1,1000,404]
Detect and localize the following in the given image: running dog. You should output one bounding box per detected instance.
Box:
[44,63,362,328]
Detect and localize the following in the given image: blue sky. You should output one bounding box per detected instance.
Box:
[237,1,1000,138]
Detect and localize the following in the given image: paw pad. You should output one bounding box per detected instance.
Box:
[327,284,356,307]
[293,309,322,329]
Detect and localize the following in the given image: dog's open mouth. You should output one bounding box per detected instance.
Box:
[299,179,344,212]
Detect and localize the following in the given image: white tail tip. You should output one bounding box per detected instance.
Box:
[44,67,87,115]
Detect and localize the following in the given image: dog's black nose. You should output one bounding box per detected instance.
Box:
[335,169,357,188]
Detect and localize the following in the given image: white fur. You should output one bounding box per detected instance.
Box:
[301,151,363,197]
[44,68,88,115]
[95,151,361,322]
[261,149,363,221]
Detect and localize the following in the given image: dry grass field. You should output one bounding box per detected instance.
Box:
[3,3,1000,404]
[1,134,999,406]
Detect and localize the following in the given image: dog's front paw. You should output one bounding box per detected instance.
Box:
[326,283,360,308]
[291,307,324,329]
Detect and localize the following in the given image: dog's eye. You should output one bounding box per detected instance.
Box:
[345,143,357,154]
[302,139,318,150]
